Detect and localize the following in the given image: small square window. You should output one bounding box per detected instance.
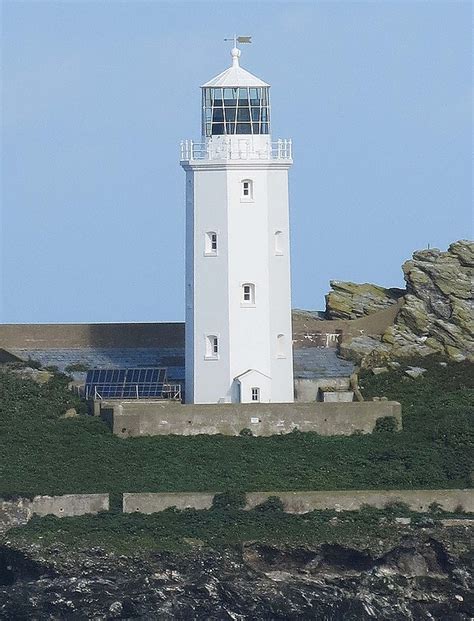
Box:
[205,232,218,255]
[251,387,260,402]
[242,283,255,305]
[241,179,253,201]
[205,335,219,359]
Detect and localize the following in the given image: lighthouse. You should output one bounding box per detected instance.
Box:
[180,41,294,404]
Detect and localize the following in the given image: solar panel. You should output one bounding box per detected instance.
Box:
[85,367,168,399]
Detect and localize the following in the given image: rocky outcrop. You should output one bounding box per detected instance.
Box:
[326,282,404,320]
[1,533,473,619]
[336,241,474,365]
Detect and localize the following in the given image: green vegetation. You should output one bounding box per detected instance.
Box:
[64,363,89,373]
[9,504,471,555]
[0,356,473,497]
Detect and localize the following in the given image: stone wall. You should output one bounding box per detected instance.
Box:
[30,494,109,517]
[0,322,184,349]
[0,494,109,535]
[123,492,214,514]
[100,400,402,438]
[294,377,351,402]
[123,489,474,515]
[245,489,474,513]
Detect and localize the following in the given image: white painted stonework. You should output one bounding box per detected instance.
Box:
[181,46,294,404]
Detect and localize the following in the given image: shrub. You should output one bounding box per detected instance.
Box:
[25,358,42,370]
[211,491,246,511]
[239,428,253,437]
[65,363,90,373]
[428,501,444,515]
[384,500,411,515]
[374,416,398,433]
[253,496,285,513]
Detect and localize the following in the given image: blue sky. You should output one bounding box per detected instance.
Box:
[1,1,472,323]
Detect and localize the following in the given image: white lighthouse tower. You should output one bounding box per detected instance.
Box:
[181,41,294,404]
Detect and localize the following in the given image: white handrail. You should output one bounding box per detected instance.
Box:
[180,138,292,162]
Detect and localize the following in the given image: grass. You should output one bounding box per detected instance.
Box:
[0,357,473,498]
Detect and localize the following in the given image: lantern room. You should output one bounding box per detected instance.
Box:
[201,47,270,137]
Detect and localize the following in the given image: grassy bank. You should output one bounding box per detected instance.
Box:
[0,357,473,497]
[8,503,473,554]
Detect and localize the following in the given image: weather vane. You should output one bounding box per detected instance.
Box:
[224,35,252,48]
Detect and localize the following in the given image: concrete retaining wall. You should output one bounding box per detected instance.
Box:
[123,492,215,514]
[30,494,109,517]
[294,377,351,403]
[122,489,474,515]
[102,400,402,437]
[0,494,109,534]
[245,489,474,513]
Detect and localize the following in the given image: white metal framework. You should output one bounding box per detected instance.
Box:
[180,138,292,162]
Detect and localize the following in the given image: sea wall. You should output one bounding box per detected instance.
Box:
[123,492,215,514]
[123,489,474,515]
[100,400,402,437]
[0,494,109,535]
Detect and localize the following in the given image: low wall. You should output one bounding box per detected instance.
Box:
[30,493,109,517]
[123,492,214,514]
[101,400,402,437]
[245,490,474,513]
[122,489,474,515]
[0,494,109,535]
[0,322,184,349]
[294,377,351,402]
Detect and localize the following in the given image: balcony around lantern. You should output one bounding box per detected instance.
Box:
[180,135,292,163]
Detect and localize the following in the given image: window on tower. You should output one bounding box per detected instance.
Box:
[241,179,253,201]
[242,283,255,305]
[277,333,286,358]
[274,230,283,255]
[205,335,219,359]
[205,232,218,255]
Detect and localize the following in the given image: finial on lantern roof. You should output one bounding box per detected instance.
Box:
[224,35,251,67]
[231,47,241,67]
[202,35,269,88]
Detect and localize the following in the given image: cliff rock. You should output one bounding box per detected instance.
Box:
[335,240,474,365]
[326,281,404,320]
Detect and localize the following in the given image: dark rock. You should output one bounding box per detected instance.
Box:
[1,537,473,620]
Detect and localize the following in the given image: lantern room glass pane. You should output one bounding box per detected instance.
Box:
[237,108,250,122]
[225,108,236,122]
[202,86,270,136]
[212,108,224,122]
